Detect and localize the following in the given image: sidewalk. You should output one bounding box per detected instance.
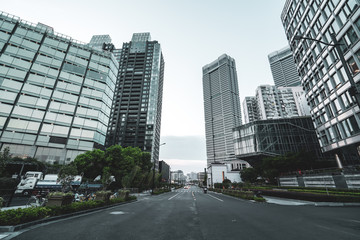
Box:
[263,196,360,207]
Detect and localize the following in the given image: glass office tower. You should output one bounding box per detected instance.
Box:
[106,33,164,168]
[0,11,118,164]
[202,54,242,166]
[281,0,360,165]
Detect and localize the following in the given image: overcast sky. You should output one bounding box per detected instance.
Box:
[2,0,289,174]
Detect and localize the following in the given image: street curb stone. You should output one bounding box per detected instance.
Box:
[0,199,137,232]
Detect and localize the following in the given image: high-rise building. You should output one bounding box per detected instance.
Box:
[243,85,310,123]
[281,0,360,165]
[106,33,164,168]
[88,35,112,50]
[202,54,242,166]
[268,46,301,87]
[256,85,310,120]
[0,11,118,164]
[242,97,258,124]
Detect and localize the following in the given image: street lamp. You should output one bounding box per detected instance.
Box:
[152,142,166,195]
[294,34,360,107]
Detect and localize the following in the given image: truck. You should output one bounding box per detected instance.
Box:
[15,171,82,195]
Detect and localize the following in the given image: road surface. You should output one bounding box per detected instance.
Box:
[6,186,360,240]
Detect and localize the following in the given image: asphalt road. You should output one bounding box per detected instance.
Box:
[7,186,360,240]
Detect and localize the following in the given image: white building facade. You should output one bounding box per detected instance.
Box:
[268,46,301,87]
[202,54,242,165]
[243,85,310,123]
[207,160,250,188]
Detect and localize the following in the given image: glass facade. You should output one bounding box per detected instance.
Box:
[0,11,118,164]
[281,0,360,165]
[233,117,330,163]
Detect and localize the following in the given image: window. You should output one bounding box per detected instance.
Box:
[348,57,360,74]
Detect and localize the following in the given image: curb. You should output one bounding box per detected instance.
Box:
[0,199,137,232]
[314,202,360,207]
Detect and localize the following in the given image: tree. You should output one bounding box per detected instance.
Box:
[203,172,207,187]
[73,149,105,180]
[0,147,11,176]
[101,167,113,190]
[240,168,258,183]
[105,145,135,188]
[222,179,231,189]
[73,145,153,190]
[58,163,78,192]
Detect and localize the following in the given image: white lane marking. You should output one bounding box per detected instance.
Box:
[192,191,196,201]
[110,211,126,215]
[0,234,9,239]
[208,194,224,202]
[168,192,181,200]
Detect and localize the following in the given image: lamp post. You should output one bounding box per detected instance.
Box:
[152,142,166,195]
[294,34,360,107]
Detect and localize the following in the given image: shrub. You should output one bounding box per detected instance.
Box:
[0,195,137,226]
[0,207,51,226]
[48,191,74,197]
[152,189,171,195]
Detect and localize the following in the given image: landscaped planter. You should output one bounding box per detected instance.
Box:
[117,190,129,200]
[46,195,74,207]
[95,191,112,202]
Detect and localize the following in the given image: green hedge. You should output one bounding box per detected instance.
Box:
[152,189,171,195]
[0,196,136,226]
[258,189,360,202]
[0,207,51,226]
[209,188,265,202]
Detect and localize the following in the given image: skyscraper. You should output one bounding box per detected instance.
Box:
[106,33,164,168]
[202,54,242,166]
[0,11,118,164]
[281,0,360,165]
[268,46,301,87]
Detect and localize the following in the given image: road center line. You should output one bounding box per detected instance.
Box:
[208,194,224,202]
[168,192,181,200]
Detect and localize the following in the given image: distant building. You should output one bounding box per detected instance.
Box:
[187,172,198,182]
[106,33,165,169]
[88,35,113,50]
[197,172,205,186]
[0,11,118,164]
[268,46,301,87]
[207,160,250,188]
[242,97,258,124]
[243,85,310,123]
[171,170,185,184]
[159,160,170,183]
[202,54,242,165]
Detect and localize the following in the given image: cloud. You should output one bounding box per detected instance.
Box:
[162,159,206,175]
[159,135,206,160]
